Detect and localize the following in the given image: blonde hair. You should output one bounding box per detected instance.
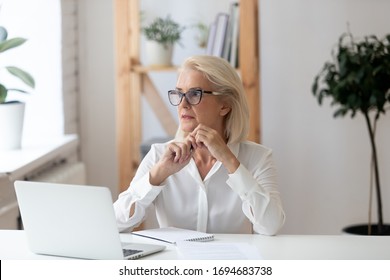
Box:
[175,55,249,144]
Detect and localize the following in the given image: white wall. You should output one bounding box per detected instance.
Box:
[77,0,390,233]
[261,0,390,234]
[77,0,118,197]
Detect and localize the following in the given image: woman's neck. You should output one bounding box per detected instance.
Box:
[192,148,216,180]
[193,148,216,165]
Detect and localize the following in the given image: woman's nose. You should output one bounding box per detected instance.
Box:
[179,95,191,108]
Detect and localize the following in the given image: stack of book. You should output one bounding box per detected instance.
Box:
[206,2,239,68]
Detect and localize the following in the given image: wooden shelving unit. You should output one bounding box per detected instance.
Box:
[114,0,260,191]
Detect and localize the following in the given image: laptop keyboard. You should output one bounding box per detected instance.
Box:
[123,248,143,257]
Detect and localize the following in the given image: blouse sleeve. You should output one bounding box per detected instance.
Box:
[113,144,165,232]
[226,149,286,235]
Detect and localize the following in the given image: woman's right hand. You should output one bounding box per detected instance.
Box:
[149,140,193,186]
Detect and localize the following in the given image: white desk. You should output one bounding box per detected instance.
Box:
[0,230,389,260]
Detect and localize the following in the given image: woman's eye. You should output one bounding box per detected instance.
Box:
[190,91,201,96]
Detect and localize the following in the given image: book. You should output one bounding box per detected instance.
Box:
[229,2,240,67]
[211,13,229,57]
[206,22,216,55]
[222,2,239,61]
[132,227,214,244]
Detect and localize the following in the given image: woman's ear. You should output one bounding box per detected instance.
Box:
[219,103,231,117]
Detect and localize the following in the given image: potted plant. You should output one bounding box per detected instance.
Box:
[312,32,390,235]
[142,15,185,66]
[0,25,35,150]
[192,21,208,49]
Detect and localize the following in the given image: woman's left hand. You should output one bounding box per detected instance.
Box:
[189,124,240,173]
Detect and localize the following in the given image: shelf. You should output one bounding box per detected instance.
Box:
[131,65,178,73]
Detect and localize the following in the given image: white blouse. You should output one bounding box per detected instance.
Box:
[114,141,285,235]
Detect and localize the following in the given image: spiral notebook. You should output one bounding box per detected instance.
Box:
[132,227,214,244]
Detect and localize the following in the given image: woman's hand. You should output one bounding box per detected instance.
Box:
[149,124,240,186]
[189,124,240,173]
[149,140,193,186]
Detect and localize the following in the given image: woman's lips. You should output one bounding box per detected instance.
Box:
[181,114,194,120]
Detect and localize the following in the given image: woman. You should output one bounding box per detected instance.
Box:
[114,55,285,235]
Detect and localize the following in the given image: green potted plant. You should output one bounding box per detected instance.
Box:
[192,21,208,49]
[142,15,185,66]
[0,25,35,150]
[312,32,390,235]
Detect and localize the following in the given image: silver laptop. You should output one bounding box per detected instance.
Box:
[14,180,165,259]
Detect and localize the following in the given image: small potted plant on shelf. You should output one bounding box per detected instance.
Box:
[192,21,208,49]
[312,32,390,235]
[0,25,35,150]
[142,15,185,67]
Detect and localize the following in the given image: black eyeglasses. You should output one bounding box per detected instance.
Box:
[168,89,220,106]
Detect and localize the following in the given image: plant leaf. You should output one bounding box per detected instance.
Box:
[6,66,35,88]
[0,84,7,103]
[7,88,30,94]
[0,37,27,53]
[313,32,390,121]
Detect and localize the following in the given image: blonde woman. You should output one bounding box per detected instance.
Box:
[114,55,285,235]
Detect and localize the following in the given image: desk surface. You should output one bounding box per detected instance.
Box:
[0,230,389,260]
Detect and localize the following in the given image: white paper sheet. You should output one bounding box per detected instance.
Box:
[176,241,263,260]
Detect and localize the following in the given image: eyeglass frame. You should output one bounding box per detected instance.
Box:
[167,88,221,106]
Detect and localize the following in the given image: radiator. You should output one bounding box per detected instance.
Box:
[0,161,85,230]
[1,161,86,229]
[31,161,86,185]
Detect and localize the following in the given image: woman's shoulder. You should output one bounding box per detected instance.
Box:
[235,141,275,167]
[238,140,273,154]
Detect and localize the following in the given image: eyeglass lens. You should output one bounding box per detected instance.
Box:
[168,89,202,106]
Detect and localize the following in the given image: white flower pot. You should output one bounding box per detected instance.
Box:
[0,101,25,150]
[145,40,173,67]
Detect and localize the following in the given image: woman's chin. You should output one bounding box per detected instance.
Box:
[180,123,197,133]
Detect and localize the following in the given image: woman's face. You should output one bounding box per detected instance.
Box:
[175,69,229,134]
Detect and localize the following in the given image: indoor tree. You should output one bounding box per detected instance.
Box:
[312,32,390,235]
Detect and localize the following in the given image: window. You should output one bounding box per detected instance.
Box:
[1,0,63,144]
